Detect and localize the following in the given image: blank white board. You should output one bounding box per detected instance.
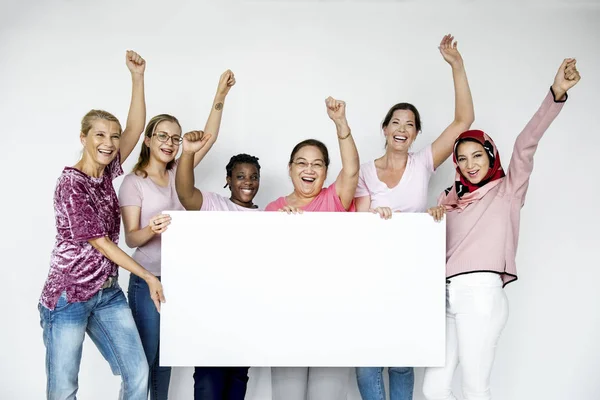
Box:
[160,211,445,367]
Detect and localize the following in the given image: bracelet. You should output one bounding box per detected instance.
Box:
[337,129,352,140]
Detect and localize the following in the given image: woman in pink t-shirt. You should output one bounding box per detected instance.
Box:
[119,70,236,400]
[354,35,474,400]
[422,60,580,400]
[175,131,261,400]
[265,97,359,400]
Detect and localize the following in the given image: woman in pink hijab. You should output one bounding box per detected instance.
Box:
[423,59,581,400]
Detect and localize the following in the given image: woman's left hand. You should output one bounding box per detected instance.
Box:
[325,96,347,124]
[439,34,463,68]
[552,58,581,98]
[427,205,446,222]
[126,50,146,75]
[216,69,236,97]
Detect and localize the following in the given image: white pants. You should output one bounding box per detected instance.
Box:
[271,367,350,400]
[423,273,509,400]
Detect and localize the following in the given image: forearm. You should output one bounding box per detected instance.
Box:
[451,62,474,127]
[125,225,155,249]
[507,89,565,198]
[336,119,359,178]
[203,93,227,140]
[126,73,146,133]
[120,73,147,162]
[91,237,154,282]
[175,152,198,206]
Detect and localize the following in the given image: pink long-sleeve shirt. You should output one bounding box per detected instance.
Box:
[439,90,566,286]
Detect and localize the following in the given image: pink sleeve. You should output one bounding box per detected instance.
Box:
[118,174,142,207]
[200,191,217,211]
[505,89,565,203]
[265,198,284,211]
[415,144,434,173]
[325,183,356,212]
[355,164,370,198]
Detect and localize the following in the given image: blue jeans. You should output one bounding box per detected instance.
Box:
[39,283,148,400]
[193,367,249,400]
[128,274,171,400]
[356,367,414,400]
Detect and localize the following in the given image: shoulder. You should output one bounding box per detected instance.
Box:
[56,168,88,194]
[265,197,285,211]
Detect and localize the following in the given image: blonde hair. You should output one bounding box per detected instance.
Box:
[80,109,122,136]
[132,114,181,178]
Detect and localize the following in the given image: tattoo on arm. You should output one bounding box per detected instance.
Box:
[215,102,223,111]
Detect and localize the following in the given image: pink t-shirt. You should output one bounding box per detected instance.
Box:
[118,165,184,276]
[355,144,434,212]
[265,183,355,212]
[201,191,261,212]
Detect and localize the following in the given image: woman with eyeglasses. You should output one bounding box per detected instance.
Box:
[265,96,360,400]
[353,35,474,400]
[118,70,235,400]
[38,51,165,400]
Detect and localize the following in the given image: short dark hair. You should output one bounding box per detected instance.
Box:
[226,153,261,178]
[224,153,261,188]
[288,139,330,167]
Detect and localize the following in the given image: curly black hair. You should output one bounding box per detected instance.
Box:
[223,153,261,188]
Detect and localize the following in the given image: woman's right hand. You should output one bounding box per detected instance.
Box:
[149,213,171,234]
[279,205,303,214]
[427,205,446,222]
[182,130,212,155]
[369,206,393,220]
[146,275,166,313]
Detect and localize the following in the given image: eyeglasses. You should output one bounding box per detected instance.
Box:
[292,160,325,170]
[153,133,183,145]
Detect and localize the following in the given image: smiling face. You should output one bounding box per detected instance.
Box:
[145,120,181,164]
[80,119,121,167]
[227,163,260,207]
[456,140,491,184]
[289,145,328,198]
[383,109,419,151]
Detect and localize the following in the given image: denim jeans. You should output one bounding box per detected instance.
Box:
[356,367,414,400]
[128,275,171,400]
[38,283,148,400]
[193,367,250,400]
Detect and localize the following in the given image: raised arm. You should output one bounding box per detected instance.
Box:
[175,130,213,210]
[120,50,147,164]
[327,97,360,210]
[431,34,475,169]
[190,70,236,167]
[505,58,580,202]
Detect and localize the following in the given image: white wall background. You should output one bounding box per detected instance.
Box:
[2,0,599,399]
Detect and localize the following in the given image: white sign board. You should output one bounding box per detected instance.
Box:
[160,211,445,367]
